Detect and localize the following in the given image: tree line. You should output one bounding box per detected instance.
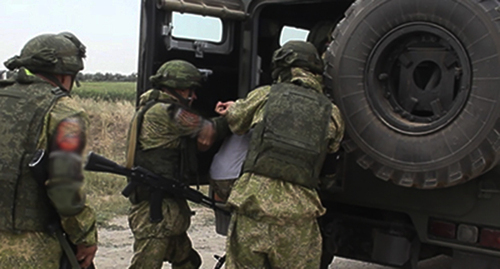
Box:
[76,72,137,82]
[1,70,137,82]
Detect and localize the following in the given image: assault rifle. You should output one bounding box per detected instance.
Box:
[84,152,230,223]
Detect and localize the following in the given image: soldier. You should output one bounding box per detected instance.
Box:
[0,33,97,268]
[126,60,226,269]
[216,40,345,268]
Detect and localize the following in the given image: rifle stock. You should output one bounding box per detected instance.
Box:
[84,152,230,222]
[84,151,131,176]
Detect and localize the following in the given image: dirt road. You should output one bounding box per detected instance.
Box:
[94,207,451,269]
[94,207,226,269]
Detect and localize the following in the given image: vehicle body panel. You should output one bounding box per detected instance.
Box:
[137,0,500,267]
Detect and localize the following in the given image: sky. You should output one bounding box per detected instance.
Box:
[0,1,310,75]
[1,0,141,74]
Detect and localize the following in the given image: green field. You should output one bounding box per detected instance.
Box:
[73,81,136,102]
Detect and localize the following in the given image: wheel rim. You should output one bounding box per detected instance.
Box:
[365,22,471,135]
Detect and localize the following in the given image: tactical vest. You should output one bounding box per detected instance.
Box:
[0,79,67,232]
[127,90,198,203]
[243,83,332,188]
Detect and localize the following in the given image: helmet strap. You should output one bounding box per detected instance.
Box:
[74,72,81,88]
[38,72,71,92]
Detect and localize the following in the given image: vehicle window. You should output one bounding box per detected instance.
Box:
[172,12,223,42]
[279,26,309,46]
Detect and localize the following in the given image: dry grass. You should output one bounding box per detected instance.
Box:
[76,96,135,224]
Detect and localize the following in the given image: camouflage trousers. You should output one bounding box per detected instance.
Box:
[128,198,201,269]
[129,233,201,269]
[209,179,236,236]
[0,230,62,269]
[209,178,237,202]
[225,213,322,269]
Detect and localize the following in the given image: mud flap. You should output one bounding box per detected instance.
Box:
[452,250,500,269]
[371,230,411,266]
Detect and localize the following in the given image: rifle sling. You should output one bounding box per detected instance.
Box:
[52,227,81,269]
[125,113,139,169]
[126,89,174,169]
[29,150,81,269]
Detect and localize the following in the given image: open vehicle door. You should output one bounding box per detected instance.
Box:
[137,0,248,105]
[137,0,250,182]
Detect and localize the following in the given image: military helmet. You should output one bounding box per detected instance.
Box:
[271,40,324,78]
[149,60,202,89]
[4,32,86,75]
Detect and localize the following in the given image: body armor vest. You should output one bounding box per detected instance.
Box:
[128,90,198,203]
[0,80,67,231]
[243,83,332,188]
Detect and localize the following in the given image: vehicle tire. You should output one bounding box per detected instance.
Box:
[325,0,500,188]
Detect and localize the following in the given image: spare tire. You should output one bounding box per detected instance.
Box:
[325,0,500,189]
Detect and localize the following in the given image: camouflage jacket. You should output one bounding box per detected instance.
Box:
[0,70,96,246]
[137,89,204,150]
[127,89,209,239]
[133,89,228,179]
[225,67,344,224]
[42,93,97,246]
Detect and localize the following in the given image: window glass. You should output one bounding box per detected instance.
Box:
[279,26,309,46]
[172,12,223,42]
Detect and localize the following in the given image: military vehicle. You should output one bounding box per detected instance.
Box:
[136,0,500,268]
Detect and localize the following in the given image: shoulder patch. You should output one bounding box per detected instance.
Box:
[54,118,85,152]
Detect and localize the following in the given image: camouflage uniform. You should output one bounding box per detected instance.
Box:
[0,63,97,268]
[127,89,204,269]
[210,178,236,201]
[127,60,225,269]
[224,65,344,268]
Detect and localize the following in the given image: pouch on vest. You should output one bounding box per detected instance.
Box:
[243,83,332,188]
